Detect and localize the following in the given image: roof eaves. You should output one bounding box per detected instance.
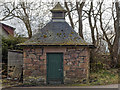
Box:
[17,44,95,48]
[0,23,15,30]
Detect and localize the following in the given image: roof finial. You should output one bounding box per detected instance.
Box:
[50,2,67,12]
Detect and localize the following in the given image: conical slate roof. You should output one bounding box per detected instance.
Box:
[18,3,93,47]
[18,21,91,46]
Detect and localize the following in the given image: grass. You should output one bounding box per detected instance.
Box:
[2,79,23,88]
[2,69,118,87]
[88,69,118,85]
[70,69,118,86]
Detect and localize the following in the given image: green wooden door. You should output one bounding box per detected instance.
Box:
[47,53,63,84]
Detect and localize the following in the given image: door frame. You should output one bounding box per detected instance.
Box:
[46,52,64,84]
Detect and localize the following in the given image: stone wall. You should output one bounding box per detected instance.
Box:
[64,47,90,84]
[23,47,46,84]
[23,46,90,84]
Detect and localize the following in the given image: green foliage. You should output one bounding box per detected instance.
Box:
[89,69,118,85]
[2,36,27,61]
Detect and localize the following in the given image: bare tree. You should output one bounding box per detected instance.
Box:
[76,1,86,39]
[87,2,101,45]
[114,1,120,65]
[1,1,119,68]
[0,1,34,38]
[64,1,74,29]
[0,1,53,38]
[97,1,120,67]
[64,1,86,39]
[0,2,15,21]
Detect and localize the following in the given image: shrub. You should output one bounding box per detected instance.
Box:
[2,36,27,76]
[2,36,27,61]
[90,52,111,72]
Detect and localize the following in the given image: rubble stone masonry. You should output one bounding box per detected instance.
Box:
[23,46,90,84]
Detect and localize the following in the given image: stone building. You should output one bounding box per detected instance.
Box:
[18,3,94,84]
[0,23,15,38]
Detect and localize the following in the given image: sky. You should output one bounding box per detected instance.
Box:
[0,0,118,44]
[0,0,115,3]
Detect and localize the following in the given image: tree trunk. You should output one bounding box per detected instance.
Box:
[88,2,96,45]
[76,2,85,39]
[64,2,74,29]
[24,20,32,39]
[78,9,83,39]
[114,1,120,66]
[21,2,32,38]
[109,46,117,68]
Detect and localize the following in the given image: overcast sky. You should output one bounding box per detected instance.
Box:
[0,0,117,43]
